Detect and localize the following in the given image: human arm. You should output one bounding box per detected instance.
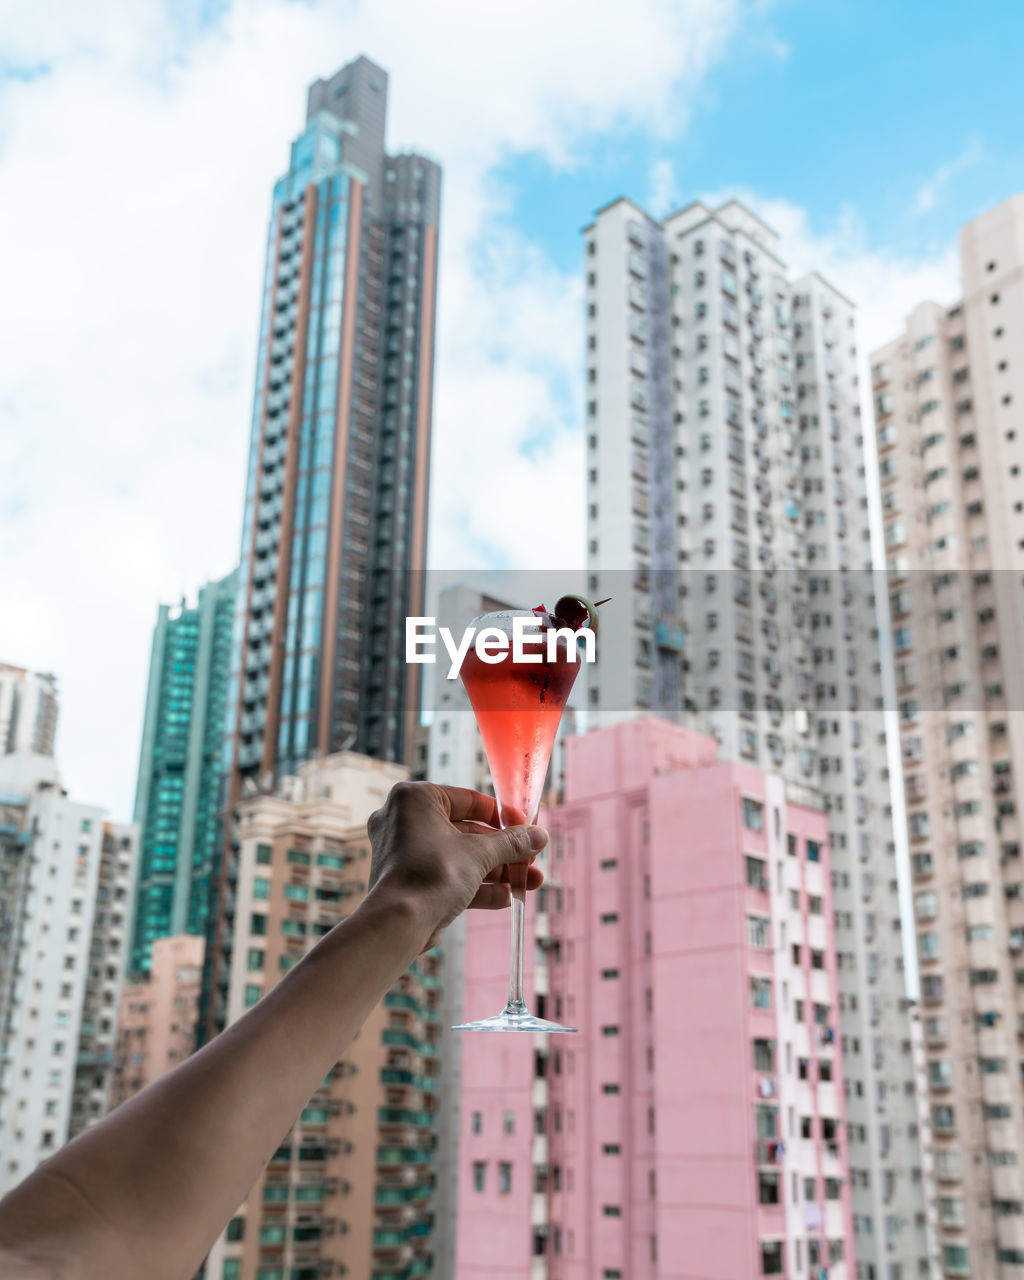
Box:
[0,782,546,1280]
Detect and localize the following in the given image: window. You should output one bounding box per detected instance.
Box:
[761,1241,784,1275]
[246,948,264,972]
[914,892,936,919]
[255,844,272,865]
[473,1161,485,1191]
[226,1218,245,1242]
[742,798,764,831]
[472,1111,482,1134]
[745,856,767,890]
[603,1205,622,1217]
[747,916,770,949]
[750,976,772,1009]
[252,878,270,901]
[932,1104,954,1132]
[498,1162,512,1194]
[942,1245,969,1274]
[244,985,261,1007]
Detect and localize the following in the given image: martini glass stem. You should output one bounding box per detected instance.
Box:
[507,885,527,1015]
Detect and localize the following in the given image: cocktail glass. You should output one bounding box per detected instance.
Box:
[452,609,580,1033]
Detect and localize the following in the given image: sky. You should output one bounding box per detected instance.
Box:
[0,0,1020,820]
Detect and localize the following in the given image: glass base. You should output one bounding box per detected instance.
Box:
[452,1002,577,1034]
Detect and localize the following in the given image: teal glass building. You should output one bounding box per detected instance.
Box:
[129,570,237,974]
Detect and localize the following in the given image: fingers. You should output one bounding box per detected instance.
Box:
[433,785,502,828]
[468,864,544,911]
[468,882,511,910]
[474,823,548,875]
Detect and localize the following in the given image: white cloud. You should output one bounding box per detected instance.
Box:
[646,158,677,219]
[913,137,983,215]
[0,0,750,817]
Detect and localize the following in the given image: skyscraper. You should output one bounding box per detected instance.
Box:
[457,718,856,1279]
[871,194,1024,1278]
[583,197,930,1275]
[129,570,236,974]
[204,53,440,1041]
[228,53,439,784]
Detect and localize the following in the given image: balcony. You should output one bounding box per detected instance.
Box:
[756,1138,784,1165]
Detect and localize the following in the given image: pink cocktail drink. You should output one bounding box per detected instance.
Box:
[460,637,579,830]
[453,607,585,1033]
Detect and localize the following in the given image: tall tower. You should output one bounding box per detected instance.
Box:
[229,53,439,786]
[204,55,440,1039]
[872,194,1024,1279]
[129,570,236,974]
[583,197,930,1276]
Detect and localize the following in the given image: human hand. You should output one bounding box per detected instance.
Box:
[365,781,547,951]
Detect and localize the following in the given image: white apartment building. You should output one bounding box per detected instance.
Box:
[0,664,58,760]
[69,820,137,1138]
[872,194,1024,1280]
[584,195,930,1279]
[0,775,106,1193]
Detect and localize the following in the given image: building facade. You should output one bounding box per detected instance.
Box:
[225,52,439,785]
[0,663,58,759]
[68,820,137,1138]
[0,664,60,794]
[203,751,441,1280]
[0,774,105,1192]
[108,933,205,1111]
[204,52,440,1046]
[456,718,856,1279]
[583,196,929,1276]
[871,194,1024,1279]
[130,570,236,974]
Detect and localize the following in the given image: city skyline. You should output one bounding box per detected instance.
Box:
[2,1,1020,821]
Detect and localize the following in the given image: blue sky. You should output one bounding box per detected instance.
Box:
[0,0,1019,818]
[500,0,1023,276]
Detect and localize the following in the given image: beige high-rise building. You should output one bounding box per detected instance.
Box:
[871,194,1024,1279]
[204,750,441,1280]
[108,933,205,1110]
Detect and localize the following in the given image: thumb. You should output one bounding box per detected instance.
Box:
[476,824,548,873]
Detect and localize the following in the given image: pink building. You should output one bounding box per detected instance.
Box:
[456,718,854,1280]
[109,934,204,1109]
